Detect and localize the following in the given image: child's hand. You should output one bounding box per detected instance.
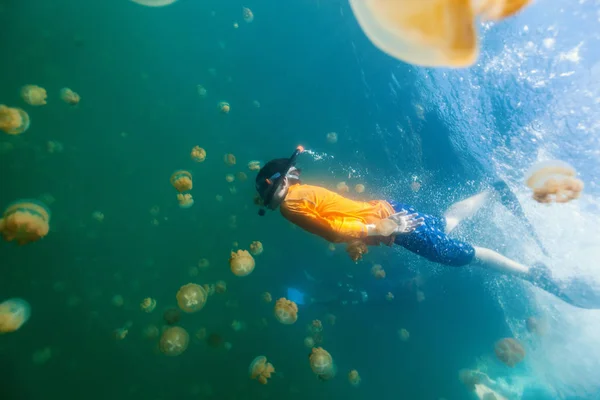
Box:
[387,211,424,234]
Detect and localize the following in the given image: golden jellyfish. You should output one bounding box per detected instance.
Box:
[304,336,315,348]
[354,184,365,193]
[140,297,156,313]
[336,181,350,193]
[249,241,263,256]
[0,200,50,245]
[262,292,272,303]
[371,264,386,279]
[348,370,361,387]
[274,297,298,325]
[242,7,254,23]
[131,0,178,7]
[348,0,532,68]
[113,327,129,340]
[233,22,239,29]
[176,283,208,313]
[230,250,255,277]
[385,292,394,301]
[236,171,248,182]
[59,88,80,105]
[309,347,336,380]
[159,326,189,356]
[0,298,31,333]
[224,153,236,166]
[20,85,47,105]
[494,338,525,367]
[398,328,410,342]
[170,170,192,192]
[326,132,338,144]
[248,160,261,171]
[177,193,194,208]
[249,356,275,384]
[310,319,323,334]
[215,280,227,294]
[225,173,235,183]
[0,105,30,135]
[191,146,206,162]
[525,160,584,204]
[346,240,368,262]
[218,101,230,114]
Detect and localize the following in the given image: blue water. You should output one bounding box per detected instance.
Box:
[1,0,599,399]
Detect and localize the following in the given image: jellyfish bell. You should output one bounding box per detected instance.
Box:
[131,0,178,7]
[346,240,368,262]
[371,264,386,279]
[304,336,315,348]
[59,88,80,105]
[218,101,230,114]
[326,132,338,144]
[525,160,583,203]
[176,283,208,313]
[0,199,51,245]
[215,280,227,294]
[494,338,525,367]
[163,308,181,325]
[191,146,206,162]
[348,0,531,68]
[398,328,410,341]
[206,332,224,348]
[0,105,30,135]
[170,170,193,192]
[140,297,157,313]
[274,298,298,324]
[354,184,365,193]
[229,250,255,276]
[242,7,254,23]
[249,356,276,384]
[197,85,207,98]
[159,326,189,356]
[20,85,47,106]
[249,241,263,256]
[262,292,272,303]
[0,298,31,333]
[248,160,261,171]
[309,347,336,380]
[336,181,349,193]
[224,153,236,166]
[177,193,194,208]
[348,370,361,387]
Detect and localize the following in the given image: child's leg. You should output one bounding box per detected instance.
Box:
[444,190,492,234]
[471,246,530,278]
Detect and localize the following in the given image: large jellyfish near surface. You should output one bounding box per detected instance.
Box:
[20,85,47,105]
[494,338,525,367]
[0,105,30,135]
[170,170,193,192]
[0,298,31,333]
[159,326,189,356]
[131,0,178,7]
[348,0,532,68]
[0,200,51,245]
[249,356,275,384]
[176,283,208,313]
[309,347,336,380]
[525,160,584,203]
[229,250,255,276]
[274,298,298,324]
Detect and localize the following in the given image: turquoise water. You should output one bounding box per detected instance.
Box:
[1,0,600,399]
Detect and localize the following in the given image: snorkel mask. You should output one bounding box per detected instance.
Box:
[257,146,304,216]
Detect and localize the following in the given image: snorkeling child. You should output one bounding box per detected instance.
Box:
[255,147,600,310]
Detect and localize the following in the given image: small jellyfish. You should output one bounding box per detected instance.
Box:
[249,356,275,384]
[411,176,422,192]
[225,174,235,183]
[177,193,194,208]
[236,171,248,182]
[215,195,223,202]
[309,347,336,380]
[0,298,31,333]
[252,100,261,108]
[304,336,315,348]
[59,88,80,105]
[230,250,255,276]
[354,184,365,193]
[112,295,124,307]
[416,290,426,302]
[140,297,157,313]
[20,85,47,106]
[163,308,181,325]
[336,181,350,193]
[249,241,263,256]
[526,316,548,336]
[348,0,532,67]
[206,332,224,348]
[233,21,239,29]
[242,7,254,23]
[131,0,178,7]
[215,280,227,294]
[143,324,159,339]
[274,297,298,325]
[159,326,189,356]
[198,258,210,270]
[325,313,336,326]
[385,292,394,301]
[0,200,51,245]
[218,101,230,114]
[0,105,30,135]
[326,132,338,144]
[327,243,336,252]
[348,370,361,387]
[46,140,64,153]
[176,283,208,313]
[195,327,208,340]
[191,146,206,162]
[91,211,104,222]
[398,328,410,342]
[494,338,525,367]
[224,153,236,166]
[371,264,386,279]
[170,170,193,192]
[197,85,207,98]
[525,160,584,204]
[262,292,272,303]
[346,240,368,262]
[310,319,323,334]
[231,320,246,331]
[248,160,261,171]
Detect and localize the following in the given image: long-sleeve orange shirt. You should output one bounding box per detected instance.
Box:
[280,183,395,244]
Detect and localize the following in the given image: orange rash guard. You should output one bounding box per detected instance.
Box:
[279,183,395,244]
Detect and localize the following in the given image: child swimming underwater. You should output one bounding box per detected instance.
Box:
[255,147,600,310]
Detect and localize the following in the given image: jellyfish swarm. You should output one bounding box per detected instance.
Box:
[525,160,584,204]
[0,298,31,333]
[242,7,254,23]
[249,356,275,384]
[176,283,208,313]
[131,0,178,6]
[249,241,263,256]
[494,338,525,367]
[140,297,157,313]
[170,170,192,192]
[309,347,336,380]
[0,105,30,135]
[191,146,206,162]
[348,370,361,387]
[20,85,47,105]
[346,240,368,262]
[59,88,80,105]
[177,193,194,208]
[348,0,531,68]
[274,298,298,325]
[218,101,230,114]
[159,326,189,356]
[230,250,255,276]
[0,200,51,245]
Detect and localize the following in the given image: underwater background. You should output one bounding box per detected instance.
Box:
[1,0,600,399]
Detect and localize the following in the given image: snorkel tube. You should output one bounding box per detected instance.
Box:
[258,146,305,216]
